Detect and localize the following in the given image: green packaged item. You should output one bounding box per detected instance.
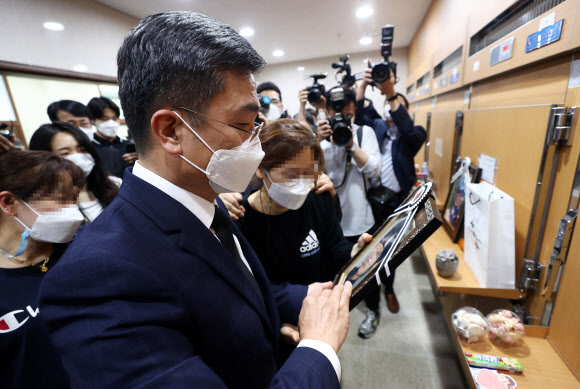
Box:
[465,353,523,374]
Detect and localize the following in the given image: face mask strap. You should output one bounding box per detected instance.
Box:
[173,110,217,154]
[0,219,31,258]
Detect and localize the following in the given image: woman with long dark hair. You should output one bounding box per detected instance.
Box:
[29,121,120,223]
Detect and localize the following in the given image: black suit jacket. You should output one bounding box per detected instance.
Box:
[39,168,339,388]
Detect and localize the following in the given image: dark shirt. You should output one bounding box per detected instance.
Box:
[237,191,352,285]
[355,101,426,194]
[0,245,70,389]
[92,133,131,178]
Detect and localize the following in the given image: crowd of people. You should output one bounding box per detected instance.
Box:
[0,11,426,389]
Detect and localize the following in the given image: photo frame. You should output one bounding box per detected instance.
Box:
[334,182,442,310]
[442,157,482,242]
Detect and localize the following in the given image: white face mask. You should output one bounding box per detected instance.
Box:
[14,201,84,243]
[265,104,282,122]
[265,171,314,210]
[173,111,265,193]
[97,120,120,138]
[65,153,95,177]
[80,126,95,139]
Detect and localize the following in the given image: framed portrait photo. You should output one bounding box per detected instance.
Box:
[334,182,442,310]
[442,158,482,242]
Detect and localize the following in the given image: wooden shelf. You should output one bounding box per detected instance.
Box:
[448,324,580,389]
[421,228,523,300]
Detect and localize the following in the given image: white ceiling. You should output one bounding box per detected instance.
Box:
[94,0,432,64]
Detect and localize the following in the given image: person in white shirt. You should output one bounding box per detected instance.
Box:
[316,87,382,240]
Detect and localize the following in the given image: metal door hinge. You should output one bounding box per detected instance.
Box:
[517,258,543,293]
[547,106,577,146]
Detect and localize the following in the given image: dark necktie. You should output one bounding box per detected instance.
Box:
[210,205,263,299]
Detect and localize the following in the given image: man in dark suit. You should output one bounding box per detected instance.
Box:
[353,68,426,338]
[39,12,352,388]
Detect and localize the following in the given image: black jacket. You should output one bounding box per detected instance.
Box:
[355,101,426,194]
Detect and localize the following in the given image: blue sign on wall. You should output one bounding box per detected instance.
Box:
[525,19,563,53]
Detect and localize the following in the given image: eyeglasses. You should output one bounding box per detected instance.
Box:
[174,107,263,142]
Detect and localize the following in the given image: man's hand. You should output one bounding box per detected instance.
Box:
[355,64,373,101]
[280,323,300,345]
[311,95,327,111]
[298,88,309,107]
[351,233,373,258]
[0,135,14,155]
[314,173,336,199]
[218,192,245,221]
[256,111,269,126]
[298,282,352,353]
[122,152,138,165]
[375,69,396,99]
[307,281,333,295]
[316,120,332,142]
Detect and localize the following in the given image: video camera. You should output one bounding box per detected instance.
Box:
[332,55,357,88]
[369,25,398,84]
[326,87,352,147]
[306,73,327,105]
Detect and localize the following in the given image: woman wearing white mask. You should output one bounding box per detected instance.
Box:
[30,122,121,223]
[0,150,85,388]
[237,119,372,286]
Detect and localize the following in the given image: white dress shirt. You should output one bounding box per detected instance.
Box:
[380,125,401,193]
[132,161,341,380]
[321,124,382,237]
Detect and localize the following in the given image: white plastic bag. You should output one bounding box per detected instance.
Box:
[464,182,515,288]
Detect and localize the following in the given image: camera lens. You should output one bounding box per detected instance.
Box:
[308,89,322,105]
[332,122,352,147]
[371,63,390,83]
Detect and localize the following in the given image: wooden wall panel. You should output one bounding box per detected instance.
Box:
[467,0,518,37]
[470,55,571,109]
[464,0,578,85]
[542,76,580,380]
[427,111,458,208]
[572,0,580,49]
[462,106,553,278]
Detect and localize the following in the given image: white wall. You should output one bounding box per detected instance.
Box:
[255,48,408,118]
[6,73,128,142]
[0,0,138,78]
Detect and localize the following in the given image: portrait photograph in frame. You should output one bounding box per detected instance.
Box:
[334,183,442,310]
[442,158,482,242]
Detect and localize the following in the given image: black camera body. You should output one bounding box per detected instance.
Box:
[370,25,398,84]
[326,87,352,147]
[332,55,357,88]
[306,74,327,105]
[328,114,352,147]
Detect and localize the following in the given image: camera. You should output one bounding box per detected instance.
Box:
[332,55,357,88]
[370,25,398,84]
[255,94,271,124]
[0,123,13,141]
[305,74,327,105]
[326,87,352,147]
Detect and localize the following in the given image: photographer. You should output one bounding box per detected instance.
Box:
[257,81,290,121]
[354,67,427,338]
[318,87,381,242]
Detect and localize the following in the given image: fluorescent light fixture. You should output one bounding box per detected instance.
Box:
[240,27,254,37]
[360,36,372,45]
[43,21,64,31]
[272,49,284,57]
[73,64,88,72]
[356,5,374,19]
[297,66,305,71]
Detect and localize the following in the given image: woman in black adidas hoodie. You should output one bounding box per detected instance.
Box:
[236,119,371,287]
